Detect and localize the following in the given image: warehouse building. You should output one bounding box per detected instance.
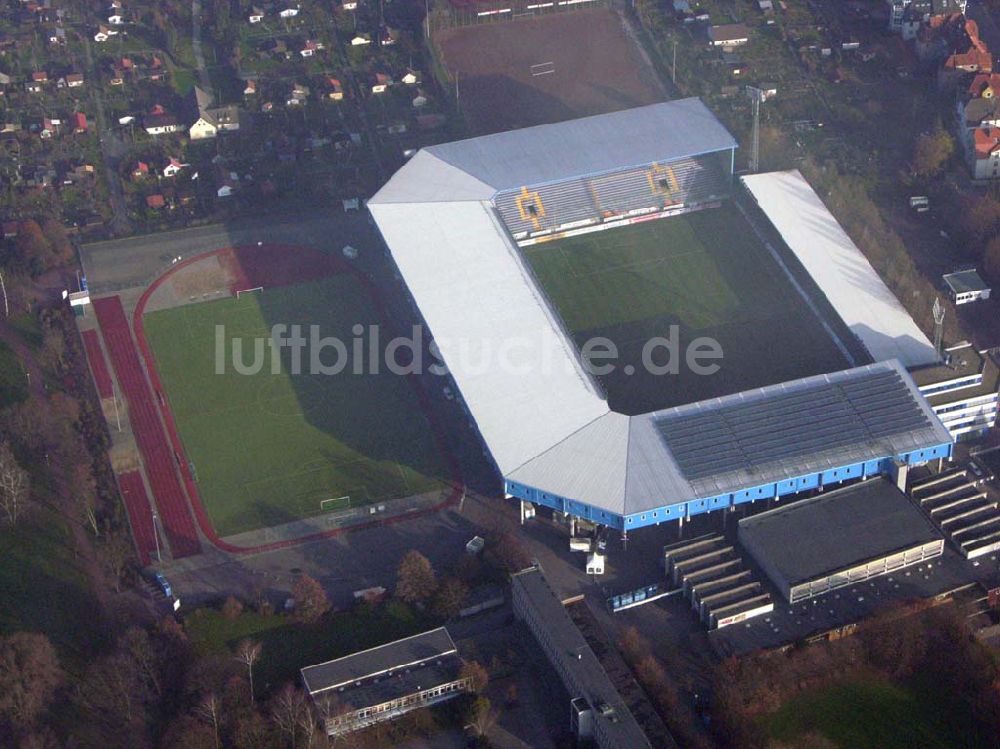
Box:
[738,478,945,603]
[300,628,472,736]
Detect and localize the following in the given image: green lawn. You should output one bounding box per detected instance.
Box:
[144,275,451,537]
[523,203,851,414]
[759,675,988,749]
[185,600,428,693]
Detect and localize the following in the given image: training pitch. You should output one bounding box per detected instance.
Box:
[144,276,451,537]
[434,6,665,134]
[523,203,853,414]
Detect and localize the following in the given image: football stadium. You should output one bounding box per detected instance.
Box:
[369,98,955,540]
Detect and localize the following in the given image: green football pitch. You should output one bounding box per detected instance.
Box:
[523,203,852,414]
[143,276,451,537]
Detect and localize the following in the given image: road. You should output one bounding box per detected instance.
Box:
[79,210,377,293]
[191,0,213,95]
[82,36,132,237]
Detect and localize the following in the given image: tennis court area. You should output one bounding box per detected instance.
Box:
[523,203,852,414]
[143,275,451,537]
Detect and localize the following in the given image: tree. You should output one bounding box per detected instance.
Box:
[13,220,49,273]
[222,595,244,620]
[432,576,468,620]
[194,692,222,749]
[484,526,531,574]
[395,550,437,604]
[38,218,73,269]
[0,442,30,526]
[911,127,954,178]
[983,234,1000,283]
[99,522,134,592]
[0,633,63,731]
[234,639,262,702]
[270,683,309,749]
[291,574,330,623]
[469,696,498,737]
[460,660,489,695]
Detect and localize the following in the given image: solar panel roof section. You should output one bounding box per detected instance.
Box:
[427,99,737,194]
[652,360,952,501]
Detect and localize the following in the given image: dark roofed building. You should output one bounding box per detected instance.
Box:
[738,478,945,602]
[301,627,472,737]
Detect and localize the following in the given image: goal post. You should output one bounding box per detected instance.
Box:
[235,286,264,299]
[320,495,351,512]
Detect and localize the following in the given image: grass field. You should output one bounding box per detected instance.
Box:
[144,275,451,537]
[758,676,989,749]
[524,203,852,414]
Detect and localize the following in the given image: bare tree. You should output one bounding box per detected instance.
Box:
[99,522,133,592]
[234,638,262,702]
[470,696,498,737]
[194,692,222,749]
[271,683,309,749]
[0,442,30,526]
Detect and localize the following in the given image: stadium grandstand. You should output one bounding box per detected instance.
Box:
[369,100,954,540]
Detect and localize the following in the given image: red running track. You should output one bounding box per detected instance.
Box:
[116,471,156,566]
[81,329,114,399]
[92,296,201,558]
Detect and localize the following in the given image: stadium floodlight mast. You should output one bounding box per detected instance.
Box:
[746,86,767,174]
[932,296,945,358]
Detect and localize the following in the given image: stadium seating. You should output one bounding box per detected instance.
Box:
[493,155,729,240]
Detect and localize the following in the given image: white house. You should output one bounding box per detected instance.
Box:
[162,158,188,178]
[944,269,991,304]
[279,7,299,18]
[351,34,371,46]
[249,7,265,23]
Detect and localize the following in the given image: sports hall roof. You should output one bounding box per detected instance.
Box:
[741,170,939,369]
[369,106,951,520]
[372,98,736,203]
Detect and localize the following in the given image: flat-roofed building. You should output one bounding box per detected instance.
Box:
[943,269,991,304]
[301,627,472,736]
[911,342,1000,440]
[512,566,665,749]
[738,478,945,603]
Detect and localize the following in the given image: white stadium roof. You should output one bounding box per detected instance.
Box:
[741,170,938,369]
[369,105,951,520]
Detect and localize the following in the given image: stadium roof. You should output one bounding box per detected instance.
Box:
[741,171,939,369]
[371,98,736,203]
[508,360,953,515]
[370,107,952,521]
[738,478,943,588]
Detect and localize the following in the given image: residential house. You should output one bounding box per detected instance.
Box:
[162,158,188,178]
[371,72,392,93]
[132,161,150,179]
[243,79,257,96]
[248,6,265,23]
[108,13,124,24]
[94,24,117,42]
[146,194,166,209]
[66,72,84,88]
[0,72,11,87]
[351,34,371,46]
[940,18,992,88]
[401,69,420,85]
[144,113,183,135]
[109,67,124,86]
[2,222,18,240]
[287,83,309,106]
[48,26,66,45]
[189,106,240,139]
[326,77,344,100]
[39,117,59,139]
[342,0,358,9]
[709,23,750,47]
[217,170,239,197]
[300,39,323,57]
[379,28,397,46]
[279,6,300,18]
[972,126,1000,179]
[72,112,87,133]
